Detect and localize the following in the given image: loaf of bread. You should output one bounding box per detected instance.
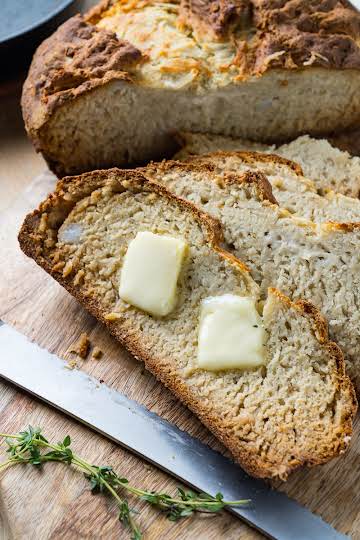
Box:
[175,133,360,198]
[183,151,360,222]
[22,1,360,176]
[143,160,360,393]
[18,168,356,479]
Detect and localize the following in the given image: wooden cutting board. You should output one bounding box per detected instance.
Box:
[0,171,360,539]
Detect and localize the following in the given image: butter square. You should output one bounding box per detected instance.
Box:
[198,295,266,370]
[119,231,187,317]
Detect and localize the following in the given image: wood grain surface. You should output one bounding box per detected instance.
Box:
[0,44,360,540]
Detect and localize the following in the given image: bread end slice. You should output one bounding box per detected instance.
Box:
[18,168,357,479]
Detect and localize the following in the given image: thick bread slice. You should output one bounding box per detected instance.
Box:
[277,135,360,199]
[175,133,360,199]
[22,1,360,176]
[144,160,360,394]
[18,168,356,479]
[184,151,360,223]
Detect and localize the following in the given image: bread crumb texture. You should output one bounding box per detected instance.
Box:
[144,160,360,394]
[176,133,360,199]
[69,332,91,359]
[92,346,103,359]
[18,169,356,479]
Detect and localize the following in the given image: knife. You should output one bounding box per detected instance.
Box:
[0,321,347,540]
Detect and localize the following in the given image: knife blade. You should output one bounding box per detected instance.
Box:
[0,321,347,540]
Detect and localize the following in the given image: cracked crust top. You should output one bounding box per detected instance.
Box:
[22,1,360,136]
[21,14,143,141]
[178,0,360,71]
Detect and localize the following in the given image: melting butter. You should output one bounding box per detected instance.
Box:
[119,231,187,317]
[197,295,266,371]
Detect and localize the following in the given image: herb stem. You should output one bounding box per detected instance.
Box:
[0,459,17,472]
[0,426,249,539]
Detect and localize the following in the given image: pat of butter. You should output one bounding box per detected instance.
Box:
[198,295,266,370]
[119,231,187,317]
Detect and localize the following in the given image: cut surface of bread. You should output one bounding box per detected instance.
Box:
[143,160,360,394]
[175,133,360,199]
[184,151,360,223]
[18,168,356,479]
[174,132,276,160]
[277,135,360,199]
[22,1,360,175]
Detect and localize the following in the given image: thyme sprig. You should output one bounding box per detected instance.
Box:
[0,426,249,539]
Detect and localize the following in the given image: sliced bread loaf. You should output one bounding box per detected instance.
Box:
[18,168,356,479]
[143,161,360,394]
[175,133,360,199]
[183,151,360,223]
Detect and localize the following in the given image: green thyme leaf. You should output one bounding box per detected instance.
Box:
[0,427,249,539]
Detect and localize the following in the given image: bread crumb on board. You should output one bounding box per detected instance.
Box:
[68,333,103,361]
[69,332,90,359]
[92,346,103,360]
[65,359,78,370]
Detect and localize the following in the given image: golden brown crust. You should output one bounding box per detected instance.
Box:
[322,221,360,232]
[21,1,360,175]
[179,0,251,39]
[18,167,357,479]
[23,3,360,129]
[21,14,142,160]
[85,0,117,24]
[184,149,304,174]
[144,158,278,204]
[179,0,360,74]
[250,0,360,74]
[267,288,357,466]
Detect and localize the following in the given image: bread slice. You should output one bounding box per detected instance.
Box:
[174,132,276,160]
[143,160,360,394]
[183,151,360,223]
[22,2,360,176]
[175,133,360,199]
[277,135,360,199]
[18,168,356,479]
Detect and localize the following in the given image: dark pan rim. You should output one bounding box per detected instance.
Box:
[0,0,76,46]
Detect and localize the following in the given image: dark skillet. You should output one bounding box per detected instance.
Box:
[0,0,82,81]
